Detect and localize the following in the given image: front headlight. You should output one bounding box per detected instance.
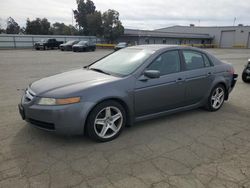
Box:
[37,97,80,105]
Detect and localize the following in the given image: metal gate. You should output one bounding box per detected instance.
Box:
[220,31,235,48]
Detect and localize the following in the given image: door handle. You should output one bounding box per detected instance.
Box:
[207,72,212,76]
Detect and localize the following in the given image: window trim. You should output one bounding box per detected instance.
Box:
[145,49,183,77]
[202,53,214,67]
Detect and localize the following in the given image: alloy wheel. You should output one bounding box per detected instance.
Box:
[94,106,123,139]
[211,87,225,109]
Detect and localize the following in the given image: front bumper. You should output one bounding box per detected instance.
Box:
[18,96,94,135]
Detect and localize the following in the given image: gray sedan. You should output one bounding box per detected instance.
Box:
[18,45,238,142]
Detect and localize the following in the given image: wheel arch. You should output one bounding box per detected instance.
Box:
[83,97,132,135]
[212,81,229,100]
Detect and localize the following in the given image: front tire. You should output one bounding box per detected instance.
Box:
[86,100,126,142]
[205,84,225,111]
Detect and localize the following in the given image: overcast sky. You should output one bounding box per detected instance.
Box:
[1,0,250,30]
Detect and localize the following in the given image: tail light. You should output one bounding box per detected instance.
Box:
[229,67,235,75]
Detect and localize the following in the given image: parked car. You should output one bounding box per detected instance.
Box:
[114,42,128,51]
[60,40,79,51]
[242,59,250,83]
[34,38,63,50]
[18,45,238,142]
[72,41,96,52]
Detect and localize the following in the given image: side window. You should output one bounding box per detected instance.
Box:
[147,50,181,76]
[183,51,205,70]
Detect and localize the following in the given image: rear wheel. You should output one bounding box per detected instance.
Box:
[205,84,225,111]
[86,100,126,142]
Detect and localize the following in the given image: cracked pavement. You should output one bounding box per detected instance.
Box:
[0,48,250,188]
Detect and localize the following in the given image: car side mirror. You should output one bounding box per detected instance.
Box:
[144,70,160,79]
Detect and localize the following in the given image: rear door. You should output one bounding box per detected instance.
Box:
[181,50,214,105]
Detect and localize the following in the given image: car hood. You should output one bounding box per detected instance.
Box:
[30,69,117,97]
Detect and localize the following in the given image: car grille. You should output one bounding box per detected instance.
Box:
[24,88,35,102]
[28,118,55,130]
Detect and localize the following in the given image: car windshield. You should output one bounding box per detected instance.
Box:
[89,48,154,76]
[78,41,88,45]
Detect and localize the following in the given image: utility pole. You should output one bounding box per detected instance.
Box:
[233,17,236,26]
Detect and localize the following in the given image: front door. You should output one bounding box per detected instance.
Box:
[134,50,186,116]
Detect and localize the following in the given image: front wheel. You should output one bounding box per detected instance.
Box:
[205,84,225,111]
[86,101,126,142]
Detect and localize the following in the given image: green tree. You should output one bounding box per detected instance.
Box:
[102,9,124,43]
[68,25,79,35]
[0,18,5,33]
[50,22,79,35]
[86,11,103,36]
[25,18,51,35]
[0,24,5,33]
[40,18,51,34]
[25,18,40,34]
[85,0,96,14]
[6,17,20,34]
[74,0,101,35]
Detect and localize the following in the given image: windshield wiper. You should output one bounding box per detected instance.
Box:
[89,68,110,75]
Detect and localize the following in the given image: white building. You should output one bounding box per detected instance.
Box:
[156,25,250,48]
[121,25,250,48]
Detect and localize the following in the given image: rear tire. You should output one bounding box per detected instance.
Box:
[205,84,226,112]
[86,100,126,142]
